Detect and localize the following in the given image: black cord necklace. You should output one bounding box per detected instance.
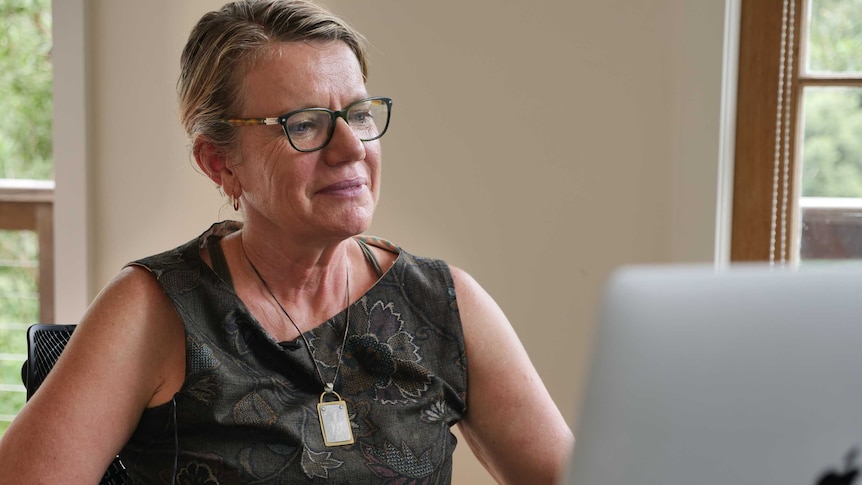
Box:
[243,245,355,447]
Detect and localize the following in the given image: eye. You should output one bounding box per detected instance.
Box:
[288,120,315,135]
[285,112,323,139]
[348,109,374,126]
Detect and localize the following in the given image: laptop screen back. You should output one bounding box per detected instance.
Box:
[565,263,862,485]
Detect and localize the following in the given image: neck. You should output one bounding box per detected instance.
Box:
[245,244,352,391]
[234,230,354,336]
[246,247,350,335]
[239,229,353,301]
[240,215,362,273]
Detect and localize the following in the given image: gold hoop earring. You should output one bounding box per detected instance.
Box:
[232,196,239,211]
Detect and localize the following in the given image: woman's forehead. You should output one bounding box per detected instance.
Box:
[238,41,365,113]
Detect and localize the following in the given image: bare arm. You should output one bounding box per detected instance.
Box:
[452,266,574,485]
[0,266,185,484]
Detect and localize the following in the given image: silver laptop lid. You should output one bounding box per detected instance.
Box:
[566,263,862,485]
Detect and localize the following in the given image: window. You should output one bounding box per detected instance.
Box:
[0,0,53,433]
[731,0,862,262]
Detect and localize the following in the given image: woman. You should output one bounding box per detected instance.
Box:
[0,1,573,483]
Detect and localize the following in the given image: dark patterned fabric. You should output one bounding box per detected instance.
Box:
[120,221,468,484]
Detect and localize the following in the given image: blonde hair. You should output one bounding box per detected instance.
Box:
[178,0,368,153]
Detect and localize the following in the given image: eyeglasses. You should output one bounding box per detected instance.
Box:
[221,96,392,153]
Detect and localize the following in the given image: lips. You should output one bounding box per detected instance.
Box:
[318,177,367,196]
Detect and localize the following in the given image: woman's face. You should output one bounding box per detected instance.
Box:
[230,41,381,243]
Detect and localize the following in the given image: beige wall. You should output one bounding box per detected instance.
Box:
[55,0,731,482]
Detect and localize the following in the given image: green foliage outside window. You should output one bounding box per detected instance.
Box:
[0,0,52,180]
[801,0,862,197]
[801,88,862,197]
[0,0,52,434]
[806,0,862,73]
[0,230,37,434]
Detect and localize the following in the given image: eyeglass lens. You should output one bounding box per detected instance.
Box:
[284,98,390,151]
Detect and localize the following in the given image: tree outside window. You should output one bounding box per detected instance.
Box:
[0,0,52,433]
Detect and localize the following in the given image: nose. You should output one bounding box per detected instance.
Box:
[323,117,365,164]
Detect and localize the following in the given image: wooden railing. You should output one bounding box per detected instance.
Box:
[800,198,862,261]
[0,179,54,324]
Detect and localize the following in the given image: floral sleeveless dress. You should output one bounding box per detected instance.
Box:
[120,221,468,484]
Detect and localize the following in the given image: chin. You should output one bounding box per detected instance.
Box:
[336,208,374,237]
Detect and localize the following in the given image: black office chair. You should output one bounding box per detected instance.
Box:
[21,323,128,484]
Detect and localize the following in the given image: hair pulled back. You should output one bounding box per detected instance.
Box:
[178,0,368,153]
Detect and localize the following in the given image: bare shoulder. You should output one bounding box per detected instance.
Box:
[448,265,478,293]
[62,264,185,403]
[448,264,574,485]
[77,265,178,347]
[448,265,509,341]
[0,265,185,482]
[51,263,185,412]
[96,264,174,316]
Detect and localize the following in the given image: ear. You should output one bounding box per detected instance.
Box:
[194,137,243,200]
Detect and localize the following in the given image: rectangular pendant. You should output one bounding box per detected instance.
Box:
[317,399,355,446]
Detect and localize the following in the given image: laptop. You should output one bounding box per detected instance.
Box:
[565,263,862,485]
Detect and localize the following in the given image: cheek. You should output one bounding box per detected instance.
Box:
[235,151,307,211]
[243,139,303,181]
[365,145,383,185]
